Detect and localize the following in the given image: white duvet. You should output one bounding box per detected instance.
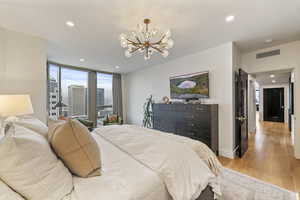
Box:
[70,131,170,200]
[91,125,218,200]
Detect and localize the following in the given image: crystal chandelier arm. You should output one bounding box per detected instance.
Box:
[150,45,163,53]
[146,47,149,58]
[135,36,142,44]
[130,47,142,54]
[126,39,139,45]
[156,34,166,44]
[131,43,141,48]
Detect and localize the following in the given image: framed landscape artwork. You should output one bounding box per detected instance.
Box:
[170,71,209,99]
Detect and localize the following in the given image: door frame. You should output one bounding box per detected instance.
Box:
[289,77,294,131]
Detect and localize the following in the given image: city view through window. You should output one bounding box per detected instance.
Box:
[48,64,113,126]
[97,73,113,124]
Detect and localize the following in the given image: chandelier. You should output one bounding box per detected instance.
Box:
[119,19,174,60]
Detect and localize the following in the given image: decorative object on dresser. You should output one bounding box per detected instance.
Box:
[152,103,218,155]
[162,96,170,104]
[143,95,154,128]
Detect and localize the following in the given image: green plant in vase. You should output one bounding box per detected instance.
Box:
[143,95,154,128]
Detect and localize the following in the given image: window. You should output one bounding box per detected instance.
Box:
[96,73,113,125]
[47,63,115,127]
[61,68,88,118]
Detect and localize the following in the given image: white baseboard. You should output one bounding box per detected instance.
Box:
[219,149,235,159]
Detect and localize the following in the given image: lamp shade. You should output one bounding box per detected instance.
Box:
[0,95,34,117]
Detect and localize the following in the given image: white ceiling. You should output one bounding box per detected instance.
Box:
[0,0,300,73]
[253,70,291,86]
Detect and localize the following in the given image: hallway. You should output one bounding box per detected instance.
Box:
[219,120,300,194]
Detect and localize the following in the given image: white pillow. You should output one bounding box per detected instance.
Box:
[0,179,24,200]
[0,125,73,200]
[14,116,48,137]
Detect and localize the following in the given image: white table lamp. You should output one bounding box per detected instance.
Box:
[0,95,34,134]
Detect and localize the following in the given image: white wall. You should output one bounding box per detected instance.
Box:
[248,76,257,133]
[242,41,300,73]
[0,27,47,122]
[258,84,289,123]
[242,40,300,159]
[123,42,236,158]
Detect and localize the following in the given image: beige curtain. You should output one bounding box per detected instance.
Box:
[112,73,123,117]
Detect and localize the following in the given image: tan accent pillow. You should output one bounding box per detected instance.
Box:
[48,119,101,178]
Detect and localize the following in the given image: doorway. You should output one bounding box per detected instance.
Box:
[235,68,248,158]
[263,88,285,122]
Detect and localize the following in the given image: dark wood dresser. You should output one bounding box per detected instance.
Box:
[152,103,219,155]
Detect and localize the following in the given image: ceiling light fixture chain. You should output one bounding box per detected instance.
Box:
[119,18,174,60]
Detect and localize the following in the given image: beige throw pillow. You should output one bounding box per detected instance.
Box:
[0,125,73,200]
[48,119,101,178]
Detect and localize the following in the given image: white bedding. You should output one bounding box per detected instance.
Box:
[0,120,220,200]
[70,132,171,200]
[92,125,218,200]
[0,179,24,200]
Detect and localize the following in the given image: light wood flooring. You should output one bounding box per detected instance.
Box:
[219,117,300,194]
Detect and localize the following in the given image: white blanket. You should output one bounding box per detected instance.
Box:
[70,132,170,200]
[133,126,223,175]
[94,125,218,200]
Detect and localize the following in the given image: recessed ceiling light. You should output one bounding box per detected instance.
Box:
[115,66,120,69]
[66,21,75,27]
[226,15,235,22]
[265,39,273,43]
[270,74,275,78]
[272,80,276,83]
[79,58,85,62]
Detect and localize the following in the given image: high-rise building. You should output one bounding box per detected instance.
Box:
[49,78,59,118]
[96,88,105,106]
[49,78,58,93]
[96,88,106,118]
[68,85,86,117]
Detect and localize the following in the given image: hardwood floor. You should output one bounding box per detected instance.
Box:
[219,117,300,194]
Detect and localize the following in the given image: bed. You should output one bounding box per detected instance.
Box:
[70,125,221,200]
[0,118,221,200]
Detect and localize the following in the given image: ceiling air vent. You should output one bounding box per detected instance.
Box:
[256,49,280,59]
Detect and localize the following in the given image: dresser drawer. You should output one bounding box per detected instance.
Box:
[175,124,210,139]
[190,136,211,146]
[182,104,209,112]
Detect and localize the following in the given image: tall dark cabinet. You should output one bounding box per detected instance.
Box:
[152,103,219,155]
